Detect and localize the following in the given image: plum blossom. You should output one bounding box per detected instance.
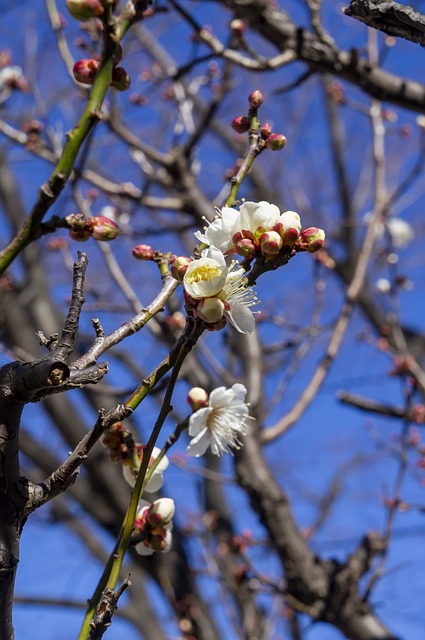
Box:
[187,383,252,457]
[195,201,302,256]
[183,247,258,334]
[387,218,414,248]
[123,446,169,493]
[134,498,174,556]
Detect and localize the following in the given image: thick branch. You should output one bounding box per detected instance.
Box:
[345,1,425,46]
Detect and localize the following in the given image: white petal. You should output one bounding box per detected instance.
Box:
[144,472,164,493]
[186,430,211,457]
[226,302,256,334]
[188,407,211,436]
[123,464,136,487]
[231,383,248,402]
[135,541,154,556]
[239,201,280,232]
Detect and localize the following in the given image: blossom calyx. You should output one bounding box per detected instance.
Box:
[73,59,99,85]
[300,227,326,252]
[231,116,250,134]
[248,90,264,110]
[89,216,120,241]
[188,387,209,411]
[66,0,104,21]
[265,133,287,151]
[133,244,154,260]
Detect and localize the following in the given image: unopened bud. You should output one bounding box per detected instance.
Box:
[265,133,286,151]
[73,58,99,85]
[196,297,225,324]
[300,227,326,252]
[235,237,256,258]
[89,216,120,241]
[188,387,209,411]
[66,0,104,20]
[259,231,283,256]
[147,498,175,526]
[171,256,192,282]
[260,122,272,139]
[248,90,264,109]
[230,18,245,37]
[111,67,131,91]
[133,244,154,260]
[231,115,250,134]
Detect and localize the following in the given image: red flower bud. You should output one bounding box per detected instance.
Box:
[89,216,120,241]
[66,0,104,21]
[248,90,264,109]
[231,115,250,134]
[260,122,272,139]
[73,58,99,85]
[300,227,326,252]
[132,244,154,260]
[265,133,287,151]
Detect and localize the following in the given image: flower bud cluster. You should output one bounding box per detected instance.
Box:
[133,498,175,555]
[102,422,143,465]
[230,91,286,152]
[67,213,120,242]
[195,201,325,262]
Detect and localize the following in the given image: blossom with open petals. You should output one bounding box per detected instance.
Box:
[187,383,252,457]
[195,201,302,256]
[134,498,174,556]
[183,247,258,334]
[123,446,169,493]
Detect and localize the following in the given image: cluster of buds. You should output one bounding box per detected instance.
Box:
[66,213,120,242]
[73,53,130,91]
[133,498,175,555]
[102,422,143,465]
[230,91,286,152]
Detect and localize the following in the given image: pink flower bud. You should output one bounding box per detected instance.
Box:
[260,122,272,139]
[132,244,154,260]
[230,18,245,37]
[196,297,225,324]
[231,115,250,134]
[73,58,99,85]
[147,498,175,526]
[187,387,209,411]
[89,216,120,241]
[300,227,326,252]
[111,67,131,91]
[235,237,256,258]
[248,90,264,109]
[66,0,104,20]
[265,133,287,151]
[259,231,283,256]
[171,256,192,282]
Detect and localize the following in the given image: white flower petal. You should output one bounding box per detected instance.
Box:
[186,429,211,457]
[135,541,155,555]
[239,201,281,232]
[226,302,256,334]
[189,407,212,436]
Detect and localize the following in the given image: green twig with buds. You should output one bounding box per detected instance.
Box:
[78,318,204,640]
[0,2,146,276]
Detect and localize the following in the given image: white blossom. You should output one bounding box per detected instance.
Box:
[123,446,169,493]
[134,499,174,556]
[387,218,414,248]
[183,247,258,334]
[187,383,252,457]
[195,201,302,254]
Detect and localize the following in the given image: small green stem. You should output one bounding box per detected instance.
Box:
[78,320,204,640]
[225,109,263,207]
[0,9,136,276]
